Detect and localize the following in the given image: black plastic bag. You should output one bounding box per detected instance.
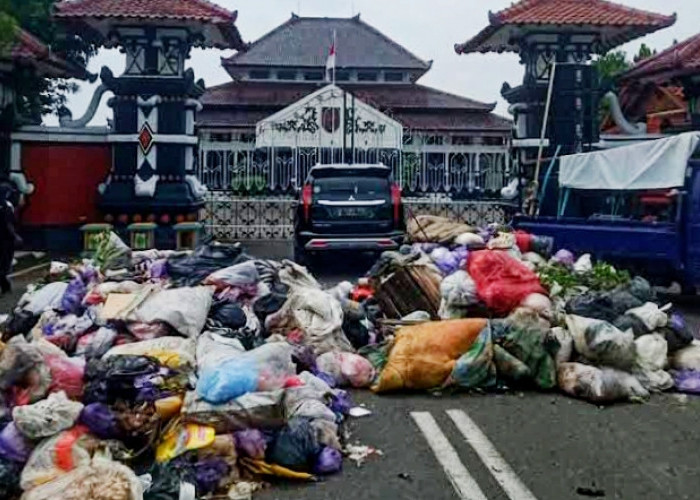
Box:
[613,314,650,338]
[253,292,288,329]
[167,242,250,286]
[2,310,38,340]
[566,292,618,323]
[84,355,160,404]
[267,417,321,471]
[663,313,694,353]
[209,300,247,330]
[0,457,21,499]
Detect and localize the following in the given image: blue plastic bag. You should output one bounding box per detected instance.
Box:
[60,277,87,315]
[197,359,259,404]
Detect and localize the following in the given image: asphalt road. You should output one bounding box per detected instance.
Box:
[3,242,700,500]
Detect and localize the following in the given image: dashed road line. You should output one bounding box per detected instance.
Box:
[447,409,538,500]
[410,411,488,500]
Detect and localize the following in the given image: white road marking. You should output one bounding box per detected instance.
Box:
[447,409,538,500]
[410,411,488,500]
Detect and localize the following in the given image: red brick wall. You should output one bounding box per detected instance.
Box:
[20,142,111,226]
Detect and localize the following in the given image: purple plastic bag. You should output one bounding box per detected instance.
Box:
[315,371,337,388]
[451,246,469,268]
[79,403,120,439]
[330,390,353,416]
[552,249,575,267]
[673,371,700,394]
[195,457,230,494]
[430,247,459,275]
[0,423,34,463]
[150,259,168,280]
[60,277,87,315]
[314,446,343,475]
[234,429,267,460]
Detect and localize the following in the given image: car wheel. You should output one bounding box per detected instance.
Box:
[293,239,308,266]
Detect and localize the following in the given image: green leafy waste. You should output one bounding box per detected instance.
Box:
[538,261,631,297]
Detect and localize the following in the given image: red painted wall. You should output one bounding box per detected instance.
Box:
[21,143,111,226]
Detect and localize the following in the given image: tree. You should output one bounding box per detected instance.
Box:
[0,0,96,122]
[594,50,631,90]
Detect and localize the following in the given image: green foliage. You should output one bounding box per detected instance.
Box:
[538,261,631,298]
[0,0,96,122]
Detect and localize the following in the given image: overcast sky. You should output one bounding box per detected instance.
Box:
[49,0,699,127]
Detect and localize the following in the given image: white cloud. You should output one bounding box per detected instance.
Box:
[48,0,698,126]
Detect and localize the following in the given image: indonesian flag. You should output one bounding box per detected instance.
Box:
[326,31,336,82]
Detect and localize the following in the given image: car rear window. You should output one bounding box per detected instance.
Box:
[313,177,389,196]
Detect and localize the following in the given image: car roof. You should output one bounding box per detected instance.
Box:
[308,163,391,178]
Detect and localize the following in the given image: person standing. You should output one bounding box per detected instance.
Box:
[0,183,19,294]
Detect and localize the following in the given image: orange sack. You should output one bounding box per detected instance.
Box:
[372,318,487,393]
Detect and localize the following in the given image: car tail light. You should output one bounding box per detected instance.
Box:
[391,183,402,225]
[302,184,313,222]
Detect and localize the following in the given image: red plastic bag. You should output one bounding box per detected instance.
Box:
[45,355,85,400]
[514,231,532,253]
[467,250,546,314]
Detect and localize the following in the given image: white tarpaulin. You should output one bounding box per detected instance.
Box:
[559,132,700,190]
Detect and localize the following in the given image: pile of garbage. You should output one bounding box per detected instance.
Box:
[355,215,700,404]
[0,234,376,499]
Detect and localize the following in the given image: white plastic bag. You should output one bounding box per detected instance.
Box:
[454,232,485,248]
[22,282,69,315]
[557,362,649,404]
[671,340,700,371]
[316,352,376,388]
[626,302,668,331]
[633,334,673,392]
[130,286,214,338]
[196,331,246,372]
[566,315,636,369]
[440,270,478,307]
[204,261,260,289]
[13,391,83,440]
[573,254,593,274]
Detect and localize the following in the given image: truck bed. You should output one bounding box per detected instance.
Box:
[514,216,683,270]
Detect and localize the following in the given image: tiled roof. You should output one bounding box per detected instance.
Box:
[54,0,236,23]
[202,81,495,111]
[198,81,510,133]
[455,0,676,55]
[2,29,89,79]
[224,15,430,73]
[620,33,700,83]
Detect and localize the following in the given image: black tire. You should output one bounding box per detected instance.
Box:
[293,239,308,266]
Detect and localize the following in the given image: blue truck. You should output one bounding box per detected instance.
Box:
[515,132,700,293]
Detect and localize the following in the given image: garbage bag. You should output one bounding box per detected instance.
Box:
[0,336,50,404]
[277,260,321,290]
[74,327,118,359]
[468,250,546,315]
[204,260,259,289]
[373,319,487,392]
[182,390,285,433]
[44,353,85,400]
[105,336,196,368]
[196,331,245,372]
[0,422,35,463]
[2,309,39,340]
[407,215,476,244]
[22,282,68,315]
[492,345,531,383]
[268,287,353,355]
[573,254,593,274]
[59,277,87,316]
[519,293,553,319]
[633,334,673,392]
[566,292,619,323]
[283,372,335,423]
[552,249,575,267]
[83,355,160,404]
[670,340,700,371]
[314,446,342,475]
[93,231,132,271]
[613,314,650,338]
[130,286,214,338]
[193,456,231,495]
[197,343,296,403]
[672,371,700,394]
[626,302,668,331]
[450,324,496,389]
[234,429,267,460]
[664,313,694,352]
[209,300,247,330]
[565,315,636,370]
[430,247,459,275]
[626,276,655,303]
[155,420,216,463]
[549,327,573,366]
[13,391,83,440]
[268,417,321,471]
[454,232,485,248]
[316,352,375,388]
[21,453,143,500]
[340,300,370,349]
[166,241,249,287]
[557,362,649,404]
[20,425,99,491]
[440,270,478,308]
[79,403,120,440]
[253,292,288,327]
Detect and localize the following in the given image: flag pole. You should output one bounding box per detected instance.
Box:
[332,29,337,85]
